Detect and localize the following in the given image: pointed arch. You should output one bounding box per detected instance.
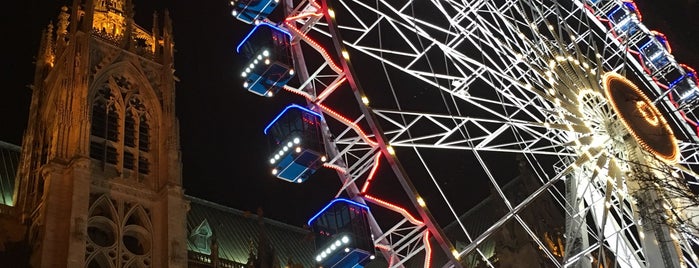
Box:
[123,204,153,230]
[89,61,162,183]
[122,204,153,257]
[89,194,117,219]
[87,195,118,249]
[93,61,163,122]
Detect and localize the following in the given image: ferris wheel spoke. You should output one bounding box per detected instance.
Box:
[370,109,585,157]
[678,141,699,167]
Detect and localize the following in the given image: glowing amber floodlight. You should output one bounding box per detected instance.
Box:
[603,72,678,163]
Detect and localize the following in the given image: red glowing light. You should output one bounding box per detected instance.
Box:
[360,152,382,193]
[363,194,424,226]
[316,103,378,147]
[651,30,672,53]
[422,231,433,268]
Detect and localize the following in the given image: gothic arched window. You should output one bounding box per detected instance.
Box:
[90,75,152,179]
[90,87,120,166]
[124,97,151,178]
[137,114,150,175]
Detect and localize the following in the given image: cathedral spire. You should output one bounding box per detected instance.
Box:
[152,11,161,56]
[69,0,80,34]
[39,22,55,70]
[162,9,174,65]
[56,6,69,51]
[122,0,136,51]
[82,0,96,33]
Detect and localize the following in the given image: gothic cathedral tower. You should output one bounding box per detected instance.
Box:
[14,0,188,267]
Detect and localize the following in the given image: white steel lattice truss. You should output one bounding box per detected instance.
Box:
[249,0,699,267]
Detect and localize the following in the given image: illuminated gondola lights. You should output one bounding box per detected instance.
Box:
[651,30,672,53]
[314,235,354,263]
[328,9,335,18]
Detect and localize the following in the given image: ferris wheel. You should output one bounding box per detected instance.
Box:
[231,0,699,267]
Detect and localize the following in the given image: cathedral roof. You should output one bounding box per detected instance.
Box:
[0,141,20,207]
[185,195,317,267]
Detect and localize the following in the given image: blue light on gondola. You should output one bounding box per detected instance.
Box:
[230,0,281,24]
[236,22,292,54]
[308,198,375,268]
[671,65,699,104]
[264,104,322,135]
[307,198,370,226]
[236,22,295,97]
[264,104,326,183]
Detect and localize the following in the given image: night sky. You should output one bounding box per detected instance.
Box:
[3,0,698,227]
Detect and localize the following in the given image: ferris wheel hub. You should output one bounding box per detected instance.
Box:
[602,72,679,163]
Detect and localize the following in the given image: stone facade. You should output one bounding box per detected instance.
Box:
[9,1,188,267]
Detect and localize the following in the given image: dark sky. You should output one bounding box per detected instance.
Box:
[3,0,698,227]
